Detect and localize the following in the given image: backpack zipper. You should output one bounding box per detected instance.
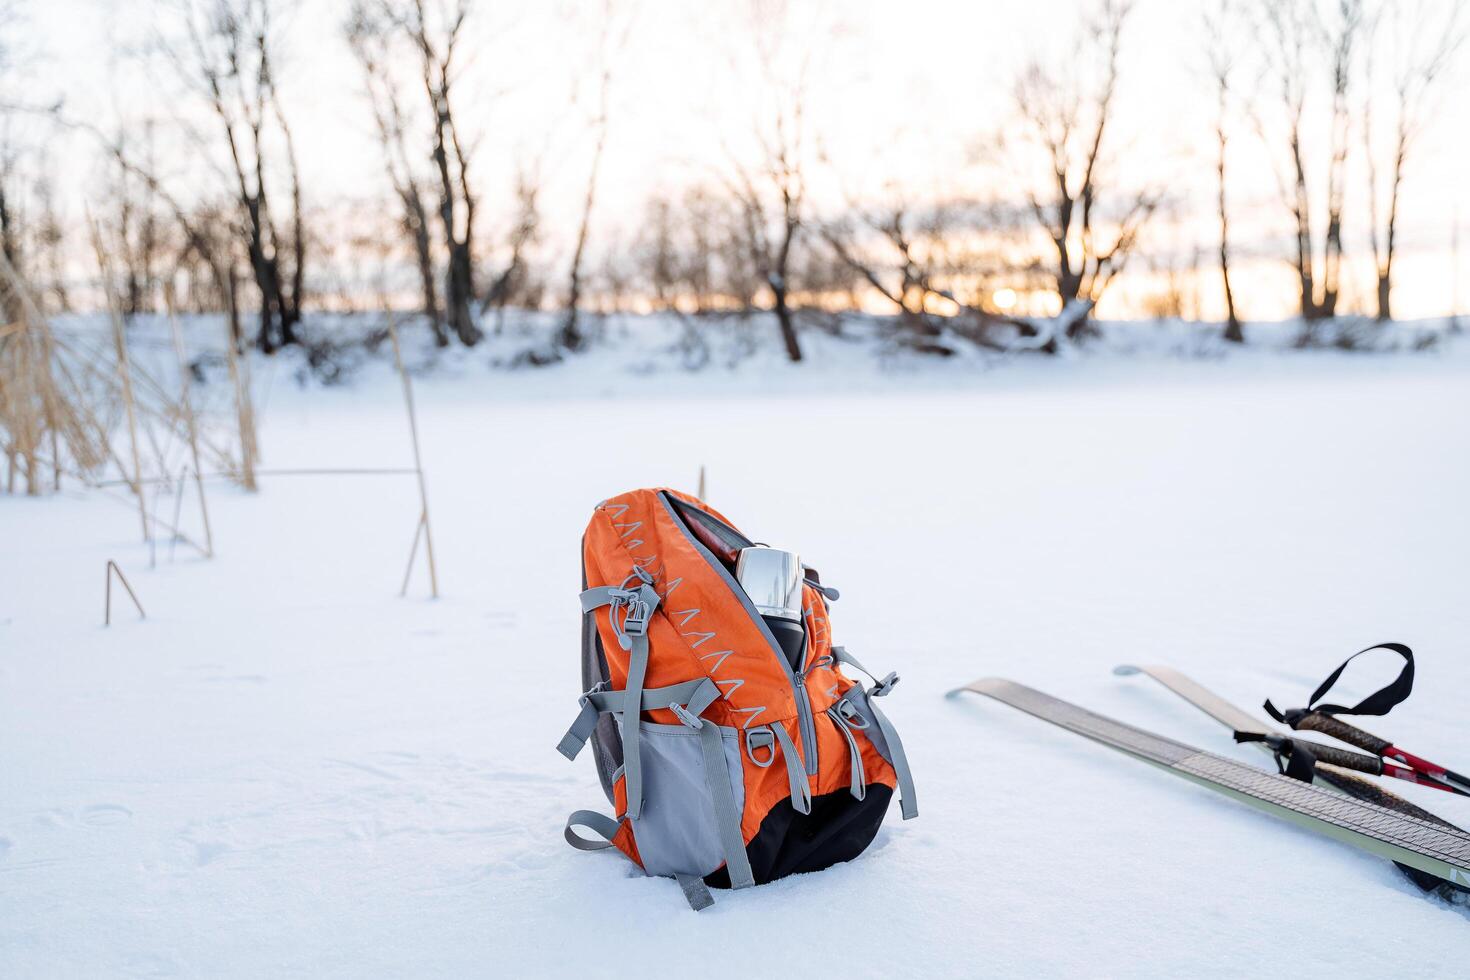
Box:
[656,492,819,775]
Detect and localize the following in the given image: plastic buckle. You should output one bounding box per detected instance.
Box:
[578,679,609,708]
[622,603,650,638]
[871,672,900,697]
[669,701,702,730]
[621,585,660,638]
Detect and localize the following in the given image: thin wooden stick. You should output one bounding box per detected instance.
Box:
[89,482,207,557]
[165,283,213,557]
[697,464,706,501]
[104,560,145,625]
[88,467,420,489]
[89,216,150,544]
[389,320,439,598]
[400,510,426,598]
[170,466,188,562]
[218,266,258,491]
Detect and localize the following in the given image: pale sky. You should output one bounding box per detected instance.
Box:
[23,0,1470,319]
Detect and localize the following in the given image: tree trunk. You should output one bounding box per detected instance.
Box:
[445,242,476,346]
[406,195,446,345]
[772,282,802,362]
[1218,130,1242,344]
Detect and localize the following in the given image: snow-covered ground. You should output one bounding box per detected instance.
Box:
[4,324,1469,976]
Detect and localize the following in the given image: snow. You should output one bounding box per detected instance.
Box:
[4,318,1470,977]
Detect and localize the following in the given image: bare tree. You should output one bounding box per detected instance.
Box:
[1362,1,1463,321]
[394,0,480,346]
[165,0,307,352]
[1204,0,1244,342]
[1004,0,1160,340]
[32,170,68,312]
[721,0,816,363]
[633,184,752,317]
[106,121,165,318]
[1257,0,1365,331]
[346,2,446,345]
[820,196,1052,353]
[558,1,630,352]
[481,165,542,318]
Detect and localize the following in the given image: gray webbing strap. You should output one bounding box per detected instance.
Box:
[564,809,622,851]
[827,707,867,802]
[622,632,651,819]
[771,721,813,814]
[675,873,715,911]
[867,695,918,819]
[558,678,718,761]
[695,719,755,889]
[579,586,622,612]
[674,677,721,720]
[831,645,875,682]
[833,646,901,696]
[557,692,604,761]
[832,646,897,695]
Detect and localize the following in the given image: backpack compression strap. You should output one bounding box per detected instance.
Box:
[578,577,661,820]
[832,646,918,820]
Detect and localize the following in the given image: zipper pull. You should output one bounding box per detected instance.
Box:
[804,577,839,601]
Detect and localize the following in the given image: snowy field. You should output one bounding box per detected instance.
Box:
[4,328,1470,976]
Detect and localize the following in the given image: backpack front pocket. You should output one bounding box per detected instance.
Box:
[627,722,746,880]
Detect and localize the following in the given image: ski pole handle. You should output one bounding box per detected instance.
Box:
[1306,742,1467,794]
[1302,741,1383,777]
[1296,713,1470,793]
[1292,712,1391,756]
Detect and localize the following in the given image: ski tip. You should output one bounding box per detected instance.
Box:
[1113,664,1143,677]
[946,679,1004,699]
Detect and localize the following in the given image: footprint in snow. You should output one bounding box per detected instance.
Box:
[81,804,134,827]
[0,835,11,859]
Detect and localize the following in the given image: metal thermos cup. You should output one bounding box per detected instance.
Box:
[735,546,807,671]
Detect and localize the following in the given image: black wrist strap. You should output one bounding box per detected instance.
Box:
[1264,642,1414,725]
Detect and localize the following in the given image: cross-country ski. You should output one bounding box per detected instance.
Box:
[1115,662,1469,896]
[950,678,1470,892]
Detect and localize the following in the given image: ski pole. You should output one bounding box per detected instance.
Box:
[1285,711,1470,796]
[1233,731,1470,796]
[1265,642,1470,796]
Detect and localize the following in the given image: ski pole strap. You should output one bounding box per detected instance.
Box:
[1263,642,1414,725]
[1233,732,1318,783]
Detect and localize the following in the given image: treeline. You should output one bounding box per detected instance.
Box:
[0,0,1463,363]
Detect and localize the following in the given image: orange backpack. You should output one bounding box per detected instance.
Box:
[558,488,917,909]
